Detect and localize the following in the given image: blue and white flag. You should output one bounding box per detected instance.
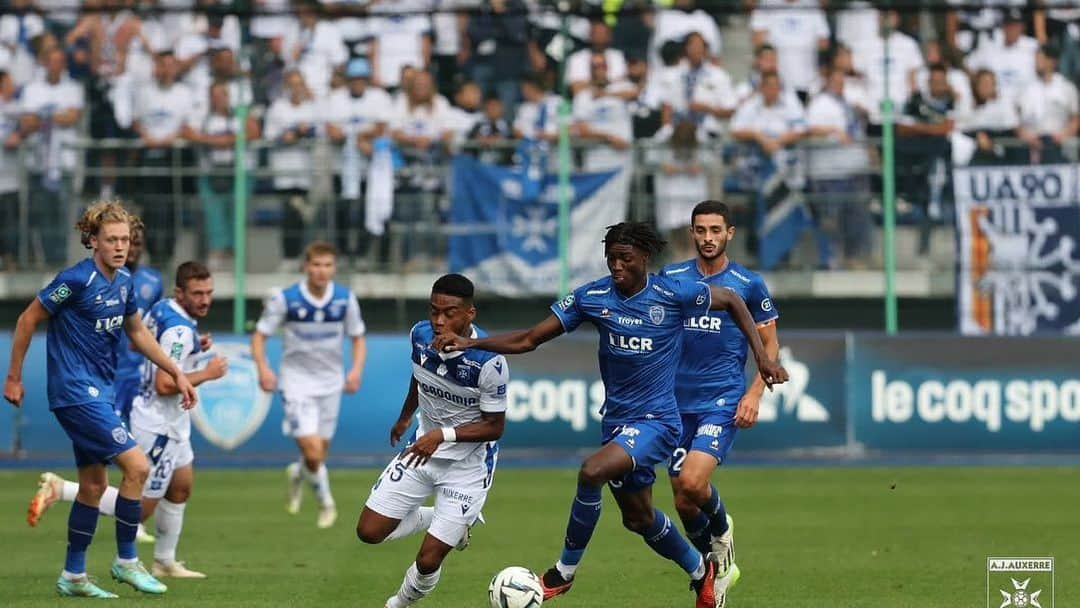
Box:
[727,145,812,270]
[449,155,627,296]
[954,164,1080,335]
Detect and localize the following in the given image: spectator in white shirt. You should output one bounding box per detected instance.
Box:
[282,0,348,97]
[1018,44,1078,164]
[132,50,195,263]
[322,57,392,263]
[750,0,830,102]
[182,81,260,270]
[366,8,432,89]
[0,0,46,85]
[391,70,453,157]
[806,67,872,269]
[660,32,736,137]
[652,120,712,259]
[571,53,634,172]
[730,71,808,157]
[264,69,322,265]
[19,47,84,264]
[175,12,242,98]
[960,69,1021,166]
[513,71,559,142]
[650,0,722,67]
[853,9,924,129]
[964,9,1038,106]
[566,19,628,95]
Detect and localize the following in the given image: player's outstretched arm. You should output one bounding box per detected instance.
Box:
[154,356,228,396]
[401,411,506,468]
[4,299,50,407]
[432,314,565,355]
[390,378,420,446]
[124,314,198,409]
[708,286,788,388]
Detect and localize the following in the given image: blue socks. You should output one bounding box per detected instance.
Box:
[114,496,141,560]
[559,483,603,569]
[65,501,99,574]
[684,509,713,555]
[642,508,702,576]
[702,484,729,536]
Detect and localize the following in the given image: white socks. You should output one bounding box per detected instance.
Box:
[555,560,578,581]
[60,480,79,502]
[97,486,118,517]
[153,499,186,564]
[391,562,441,606]
[385,507,435,542]
[301,461,334,507]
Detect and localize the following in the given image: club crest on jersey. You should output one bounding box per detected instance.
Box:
[457,366,470,381]
[190,342,273,451]
[111,426,129,444]
[761,298,773,312]
[649,305,665,325]
[140,282,155,300]
[696,293,707,306]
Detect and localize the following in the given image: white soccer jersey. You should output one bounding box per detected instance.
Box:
[256,281,365,398]
[131,299,201,442]
[409,321,509,461]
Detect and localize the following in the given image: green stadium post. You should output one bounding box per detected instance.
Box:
[556,6,571,297]
[881,26,899,335]
[233,104,249,334]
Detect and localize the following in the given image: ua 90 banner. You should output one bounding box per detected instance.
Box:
[953,164,1080,335]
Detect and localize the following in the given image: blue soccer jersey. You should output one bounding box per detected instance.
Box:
[661,259,778,415]
[37,258,137,409]
[115,265,163,380]
[550,274,712,424]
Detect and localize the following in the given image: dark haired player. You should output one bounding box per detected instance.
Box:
[434,223,788,608]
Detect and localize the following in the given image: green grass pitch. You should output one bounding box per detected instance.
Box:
[1,466,1077,607]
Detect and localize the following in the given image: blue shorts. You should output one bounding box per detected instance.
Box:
[601,418,681,492]
[53,401,138,467]
[114,373,141,425]
[667,411,738,477]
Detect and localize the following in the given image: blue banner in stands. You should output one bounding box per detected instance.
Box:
[448,154,624,296]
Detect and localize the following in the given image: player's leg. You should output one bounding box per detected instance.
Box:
[152,460,206,578]
[109,445,167,594]
[384,534,454,608]
[311,392,342,528]
[357,456,434,545]
[283,393,318,516]
[55,462,117,597]
[540,440,634,599]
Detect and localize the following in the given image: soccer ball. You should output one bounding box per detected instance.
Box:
[488,566,543,608]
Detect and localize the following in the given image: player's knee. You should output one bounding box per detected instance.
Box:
[577,461,609,487]
[78,479,107,501]
[165,485,191,503]
[675,474,711,507]
[124,460,150,486]
[621,509,655,535]
[303,455,322,472]
[415,548,444,575]
[355,521,388,545]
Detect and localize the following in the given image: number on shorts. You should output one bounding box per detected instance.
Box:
[671,448,688,473]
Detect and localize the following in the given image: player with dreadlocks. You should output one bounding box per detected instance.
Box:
[433,222,788,608]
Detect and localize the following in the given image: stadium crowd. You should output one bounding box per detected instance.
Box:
[0,0,1077,271]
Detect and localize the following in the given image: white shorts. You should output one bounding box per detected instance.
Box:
[365,443,498,547]
[281,391,341,439]
[132,426,194,500]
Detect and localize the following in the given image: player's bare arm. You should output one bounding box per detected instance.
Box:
[736,321,779,429]
[4,299,51,407]
[250,331,277,392]
[124,314,198,409]
[153,356,228,396]
[708,286,788,387]
[401,411,506,468]
[433,314,565,355]
[390,378,421,446]
[345,335,366,393]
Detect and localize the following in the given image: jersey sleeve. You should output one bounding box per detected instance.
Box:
[477,355,510,414]
[159,324,197,373]
[254,289,287,335]
[37,268,82,315]
[344,293,366,337]
[549,286,586,333]
[748,275,778,325]
[678,280,712,318]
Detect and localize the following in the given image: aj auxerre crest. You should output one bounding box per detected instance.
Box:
[987,557,1054,608]
[190,342,272,451]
